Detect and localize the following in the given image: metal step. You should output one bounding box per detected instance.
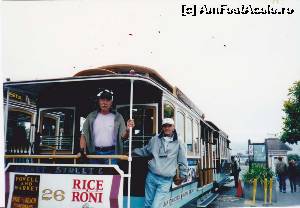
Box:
[196,192,219,208]
[219,176,232,186]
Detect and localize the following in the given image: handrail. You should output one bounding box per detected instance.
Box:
[5,154,129,160]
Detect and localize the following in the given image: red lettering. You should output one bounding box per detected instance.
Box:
[72,191,103,203]
[96,180,103,191]
[87,180,95,190]
[97,192,103,203]
[73,179,81,189]
[82,180,87,190]
[89,192,97,203]
[73,179,103,191]
[80,192,88,202]
[88,192,103,203]
[72,192,80,202]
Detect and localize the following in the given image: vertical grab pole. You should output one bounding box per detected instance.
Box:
[127,79,134,208]
[4,88,10,154]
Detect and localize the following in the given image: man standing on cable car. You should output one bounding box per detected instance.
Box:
[133,118,188,208]
[79,89,134,164]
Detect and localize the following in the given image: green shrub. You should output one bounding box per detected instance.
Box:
[242,164,274,185]
[288,154,300,161]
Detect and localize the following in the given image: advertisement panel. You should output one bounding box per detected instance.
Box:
[171,159,197,189]
[5,164,124,208]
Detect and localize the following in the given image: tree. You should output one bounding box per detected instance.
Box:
[287,154,300,162]
[281,81,300,144]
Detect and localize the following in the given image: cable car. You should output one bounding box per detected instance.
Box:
[4,64,231,208]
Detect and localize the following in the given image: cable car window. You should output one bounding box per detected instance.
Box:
[117,104,157,150]
[6,109,32,153]
[38,108,75,154]
[193,120,200,156]
[186,117,193,156]
[164,102,175,119]
[176,111,185,142]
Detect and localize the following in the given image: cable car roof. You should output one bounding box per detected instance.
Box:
[74,64,205,118]
[4,64,205,118]
[74,64,174,92]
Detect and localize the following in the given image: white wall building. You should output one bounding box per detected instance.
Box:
[266,138,292,173]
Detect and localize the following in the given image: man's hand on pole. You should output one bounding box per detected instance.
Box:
[126,119,135,130]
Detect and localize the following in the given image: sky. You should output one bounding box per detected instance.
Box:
[2,0,300,154]
[1,0,300,206]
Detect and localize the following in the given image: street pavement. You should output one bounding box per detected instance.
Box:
[208,179,300,207]
[185,165,300,207]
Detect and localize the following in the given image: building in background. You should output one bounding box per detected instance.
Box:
[266,138,292,173]
[248,138,292,173]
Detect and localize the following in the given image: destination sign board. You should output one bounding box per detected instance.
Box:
[5,164,124,208]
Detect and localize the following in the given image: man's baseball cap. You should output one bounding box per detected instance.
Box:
[97,89,114,101]
[162,118,175,126]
